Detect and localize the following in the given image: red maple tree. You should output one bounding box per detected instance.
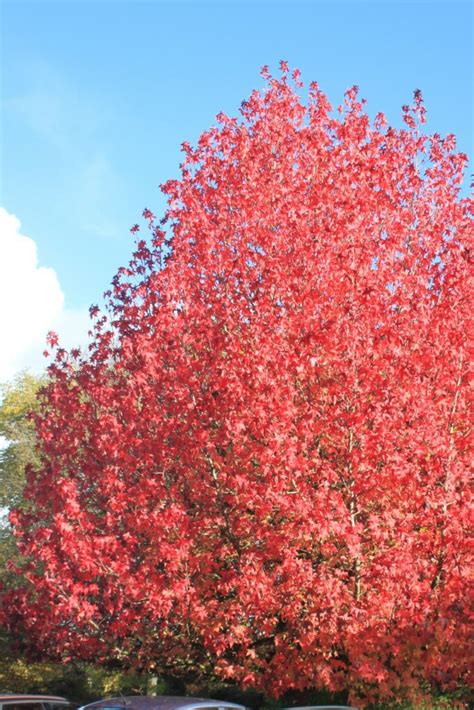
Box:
[7,64,473,706]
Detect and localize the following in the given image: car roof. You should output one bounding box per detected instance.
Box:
[81,698,245,710]
[0,698,69,704]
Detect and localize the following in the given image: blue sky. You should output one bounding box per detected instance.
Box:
[0,0,472,378]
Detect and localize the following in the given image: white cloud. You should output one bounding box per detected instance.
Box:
[0,207,90,381]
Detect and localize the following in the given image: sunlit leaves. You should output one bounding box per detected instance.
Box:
[6,65,473,707]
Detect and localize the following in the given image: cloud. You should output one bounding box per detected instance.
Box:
[0,207,90,381]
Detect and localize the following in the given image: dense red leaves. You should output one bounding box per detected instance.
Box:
[7,66,473,706]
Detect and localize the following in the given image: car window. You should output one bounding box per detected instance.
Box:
[3,704,45,710]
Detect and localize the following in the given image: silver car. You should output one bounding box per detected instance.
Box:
[78,698,246,710]
[0,696,71,710]
[79,698,357,710]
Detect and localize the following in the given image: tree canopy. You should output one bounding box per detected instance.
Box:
[0,372,43,510]
[0,372,44,653]
[6,65,472,707]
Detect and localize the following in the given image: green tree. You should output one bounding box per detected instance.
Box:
[0,372,44,654]
[0,371,44,598]
[0,372,43,510]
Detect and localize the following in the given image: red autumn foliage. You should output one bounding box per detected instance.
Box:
[6,65,473,706]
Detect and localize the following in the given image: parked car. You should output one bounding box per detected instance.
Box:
[78,698,246,710]
[0,696,71,710]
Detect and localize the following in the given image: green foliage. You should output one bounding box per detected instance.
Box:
[366,697,467,710]
[0,372,45,655]
[0,371,44,510]
[0,658,148,704]
[261,691,465,710]
[0,372,44,575]
[0,657,466,709]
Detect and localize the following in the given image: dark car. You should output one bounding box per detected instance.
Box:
[0,696,71,710]
[78,698,246,710]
